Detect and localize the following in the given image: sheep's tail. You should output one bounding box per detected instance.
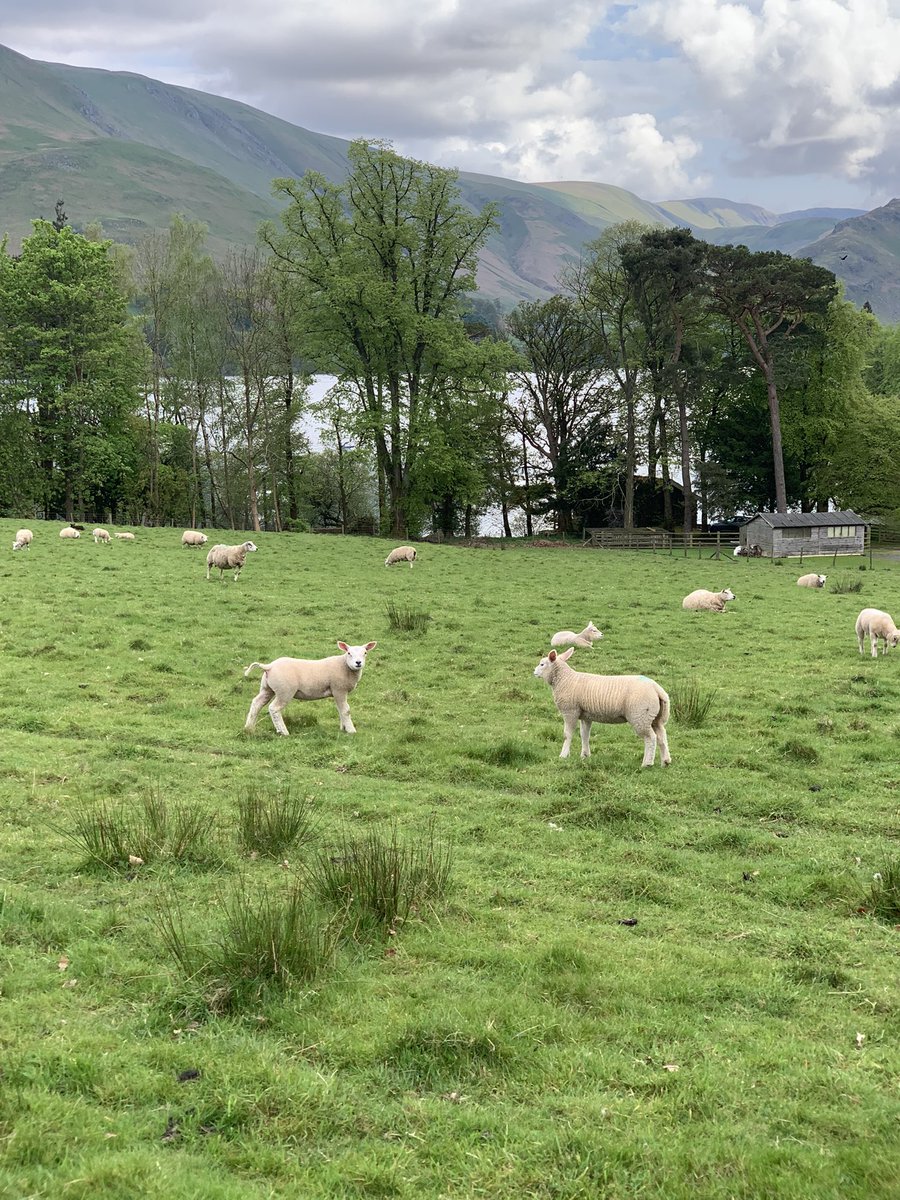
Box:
[243,662,271,679]
[653,684,670,729]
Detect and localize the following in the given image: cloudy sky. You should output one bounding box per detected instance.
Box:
[4,0,900,212]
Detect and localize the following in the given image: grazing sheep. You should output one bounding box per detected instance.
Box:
[855,608,900,658]
[534,647,671,767]
[797,573,827,588]
[182,530,209,547]
[734,544,763,558]
[682,587,735,612]
[59,527,81,540]
[244,640,377,735]
[550,621,603,649]
[385,545,417,568]
[12,529,33,551]
[114,532,136,541]
[93,528,111,544]
[206,540,258,581]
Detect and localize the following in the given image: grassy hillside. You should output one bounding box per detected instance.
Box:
[697,217,839,254]
[798,199,900,321]
[0,523,898,1198]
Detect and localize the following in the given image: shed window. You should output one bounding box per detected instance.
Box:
[825,525,857,537]
[781,527,811,539]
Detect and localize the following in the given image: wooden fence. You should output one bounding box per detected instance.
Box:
[582,526,880,562]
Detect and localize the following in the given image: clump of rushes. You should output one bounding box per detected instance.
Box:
[62,788,217,871]
[670,679,716,728]
[830,575,863,594]
[236,788,315,859]
[385,600,431,633]
[866,858,900,924]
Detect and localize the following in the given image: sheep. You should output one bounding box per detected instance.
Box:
[550,621,603,649]
[534,647,671,767]
[734,544,762,558]
[855,608,900,658]
[12,529,33,551]
[182,530,209,548]
[206,540,258,581]
[93,528,111,544]
[682,587,735,612]
[385,545,417,568]
[114,532,135,541]
[244,640,377,735]
[59,527,81,540]
[797,573,827,588]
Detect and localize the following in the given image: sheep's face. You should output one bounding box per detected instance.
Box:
[534,647,574,678]
[12,540,21,551]
[242,541,258,553]
[722,588,735,601]
[337,641,377,671]
[890,631,900,649]
[817,575,827,586]
[585,622,603,640]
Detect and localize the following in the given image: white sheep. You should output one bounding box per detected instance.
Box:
[534,647,671,767]
[59,527,81,540]
[244,640,378,735]
[206,540,258,581]
[182,530,209,547]
[550,621,603,649]
[855,608,900,658]
[797,573,827,588]
[114,532,136,541]
[93,528,111,544]
[12,529,33,551]
[682,587,735,612]
[385,545,417,568]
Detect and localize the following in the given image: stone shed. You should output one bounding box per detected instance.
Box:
[739,511,868,558]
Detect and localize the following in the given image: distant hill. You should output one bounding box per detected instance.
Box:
[796,199,900,321]
[0,42,887,315]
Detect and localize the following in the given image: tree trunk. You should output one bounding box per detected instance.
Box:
[677,389,693,537]
[521,430,534,536]
[624,392,636,530]
[765,362,788,512]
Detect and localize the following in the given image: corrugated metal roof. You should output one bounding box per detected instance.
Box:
[740,511,867,529]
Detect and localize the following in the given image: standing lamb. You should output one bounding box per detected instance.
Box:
[59,527,81,540]
[93,528,111,544]
[182,530,209,547]
[114,532,136,541]
[797,573,827,588]
[682,587,735,612]
[855,608,900,658]
[550,621,603,649]
[12,529,33,551]
[244,641,377,735]
[385,545,417,568]
[534,647,671,767]
[206,541,258,581]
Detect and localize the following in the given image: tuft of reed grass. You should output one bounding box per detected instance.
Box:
[61,788,217,871]
[312,819,452,939]
[671,679,716,728]
[830,575,863,594]
[156,879,342,1012]
[865,858,900,924]
[385,600,431,634]
[236,788,315,859]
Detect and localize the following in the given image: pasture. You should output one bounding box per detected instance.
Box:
[0,523,898,1199]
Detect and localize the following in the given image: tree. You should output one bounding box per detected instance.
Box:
[703,246,837,513]
[263,139,505,536]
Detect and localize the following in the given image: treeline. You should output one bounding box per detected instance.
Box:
[1,139,899,536]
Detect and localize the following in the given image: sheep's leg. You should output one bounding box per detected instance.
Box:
[654,719,671,766]
[206,564,212,581]
[267,697,290,736]
[244,685,273,731]
[335,694,356,733]
[233,565,242,581]
[578,718,592,759]
[872,634,879,659]
[639,725,658,768]
[560,713,577,758]
[857,630,865,654]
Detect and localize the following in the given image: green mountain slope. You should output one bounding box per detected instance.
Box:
[796,199,900,321]
[696,217,840,253]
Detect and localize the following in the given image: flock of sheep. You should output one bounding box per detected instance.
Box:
[10,526,900,767]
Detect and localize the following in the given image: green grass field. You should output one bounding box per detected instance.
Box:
[1,523,898,1199]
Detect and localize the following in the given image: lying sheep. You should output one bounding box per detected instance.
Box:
[206,540,258,581]
[385,545,417,568]
[93,528,111,544]
[734,543,762,558]
[59,527,81,540]
[797,573,826,588]
[550,621,603,649]
[12,529,33,551]
[534,647,671,767]
[182,530,209,547]
[855,608,900,658]
[114,532,135,541]
[682,587,735,612]
[244,640,377,735]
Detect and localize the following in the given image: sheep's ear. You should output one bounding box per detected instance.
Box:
[365,641,377,651]
[548,650,557,661]
[560,647,575,661]
[337,641,350,652]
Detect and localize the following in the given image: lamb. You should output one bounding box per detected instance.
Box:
[550,621,603,649]
[182,530,209,547]
[114,532,135,541]
[682,587,735,612]
[93,528,111,544]
[534,647,671,767]
[797,573,827,588]
[385,545,417,568]
[733,544,762,558]
[59,527,81,540]
[244,640,377,735]
[12,529,33,551]
[855,608,900,658]
[206,540,258,581]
